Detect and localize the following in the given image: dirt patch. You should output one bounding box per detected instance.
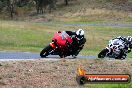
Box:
[31,18,51,23]
[0,59,132,88]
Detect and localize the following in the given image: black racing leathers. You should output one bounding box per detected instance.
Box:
[65,31,86,56]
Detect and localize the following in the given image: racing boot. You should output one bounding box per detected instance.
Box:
[72,49,80,58]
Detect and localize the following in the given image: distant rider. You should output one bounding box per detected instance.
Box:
[65,29,86,58]
[126,36,132,53]
[108,36,132,57]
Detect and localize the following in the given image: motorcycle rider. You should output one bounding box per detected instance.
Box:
[108,36,126,49]
[65,29,86,58]
[107,36,132,59]
[126,36,132,53]
[114,36,132,53]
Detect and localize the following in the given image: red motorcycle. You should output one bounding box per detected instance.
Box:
[40,31,75,58]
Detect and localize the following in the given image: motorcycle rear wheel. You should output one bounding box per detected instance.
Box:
[115,50,126,60]
[40,45,53,58]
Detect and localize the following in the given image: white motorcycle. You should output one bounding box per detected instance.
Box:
[98,39,128,59]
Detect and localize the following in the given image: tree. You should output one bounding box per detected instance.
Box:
[34,0,56,14]
[64,0,68,5]
[6,0,18,19]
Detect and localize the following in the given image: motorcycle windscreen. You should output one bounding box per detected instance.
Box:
[52,31,73,46]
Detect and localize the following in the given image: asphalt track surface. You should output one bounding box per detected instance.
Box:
[0,51,97,61]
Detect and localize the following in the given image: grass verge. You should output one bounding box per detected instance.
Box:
[0,20,132,57]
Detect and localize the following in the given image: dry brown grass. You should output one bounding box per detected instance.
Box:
[0,59,132,88]
[1,0,132,22]
[50,0,132,22]
[1,21,55,32]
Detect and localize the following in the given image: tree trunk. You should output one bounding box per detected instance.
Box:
[65,0,68,5]
[7,0,14,19]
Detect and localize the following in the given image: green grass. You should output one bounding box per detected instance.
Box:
[0,21,54,52]
[126,17,132,23]
[0,20,132,58]
[85,83,132,88]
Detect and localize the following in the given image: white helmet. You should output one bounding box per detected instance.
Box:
[76,29,84,40]
[127,36,132,44]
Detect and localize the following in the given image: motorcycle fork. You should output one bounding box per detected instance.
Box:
[106,47,111,55]
[49,43,58,54]
[50,42,56,49]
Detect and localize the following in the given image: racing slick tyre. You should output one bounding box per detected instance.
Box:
[115,50,126,60]
[98,49,109,58]
[40,45,53,58]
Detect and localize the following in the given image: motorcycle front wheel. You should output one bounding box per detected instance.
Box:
[40,45,53,58]
[98,49,109,58]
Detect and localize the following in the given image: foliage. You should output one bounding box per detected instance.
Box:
[0,0,71,19]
